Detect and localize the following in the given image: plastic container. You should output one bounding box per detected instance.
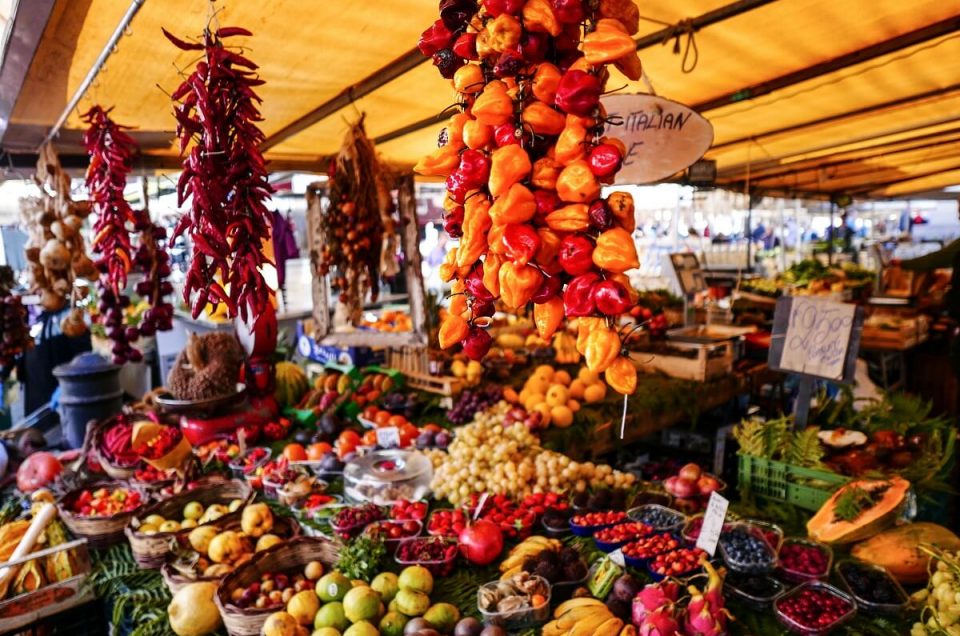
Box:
[836,560,908,616]
[745,518,785,551]
[725,573,787,611]
[774,580,857,635]
[541,511,572,538]
[54,353,123,449]
[477,575,551,630]
[626,504,686,532]
[426,509,468,538]
[778,537,832,583]
[228,447,271,478]
[329,504,385,539]
[343,449,432,505]
[719,522,778,575]
[646,548,706,582]
[738,454,848,511]
[593,522,654,552]
[364,519,422,547]
[621,533,683,569]
[394,536,458,577]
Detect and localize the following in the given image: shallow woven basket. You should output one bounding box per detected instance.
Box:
[125,479,253,568]
[215,537,339,636]
[58,480,147,550]
[159,514,301,595]
[91,414,150,481]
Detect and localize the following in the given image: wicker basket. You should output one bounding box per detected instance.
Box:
[91,414,153,481]
[160,515,301,595]
[58,481,148,550]
[125,479,253,568]
[215,537,339,636]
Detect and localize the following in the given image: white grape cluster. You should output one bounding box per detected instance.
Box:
[912,554,960,636]
[427,401,635,505]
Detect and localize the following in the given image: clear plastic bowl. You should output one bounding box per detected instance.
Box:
[774,580,857,635]
[477,575,551,629]
[394,536,458,577]
[626,504,686,532]
[363,518,422,547]
[343,449,432,505]
[227,447,271,478]
[778,537,832,583]
[719,522,778,575]
[724,573,787,611]
[836,560,908,616]
[426,509,468,538]
[744,518,785,551]
[329,504,384,539]
[646,547,707,581]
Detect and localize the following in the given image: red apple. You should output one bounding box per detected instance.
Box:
[678,463,702,482]
[17,452,63,493]
[670,477,698,499]
[459,519,504,565]
[697,475,721,495]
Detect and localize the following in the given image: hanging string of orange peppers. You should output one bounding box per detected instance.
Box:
[417,0,643,395]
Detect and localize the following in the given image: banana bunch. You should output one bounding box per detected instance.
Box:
[543,597,635,636]
[499,536,562,577]
[0,520,29,562]
[553,331,580,364]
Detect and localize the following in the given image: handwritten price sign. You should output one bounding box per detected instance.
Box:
[769,297,863,384]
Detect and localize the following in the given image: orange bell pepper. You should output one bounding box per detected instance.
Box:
[584,326,621,373]
[457,196,492,268]
[523,102,565,136]
[463,119,494,149]
[489,182,536,225]
[483,253,503,298]
[593,227,639,273]
[523,0,562,36]
[535,227,563,267]
[556,160,600,203]
[554,121,587,165]
[576,317,606,355]
[487,14,522,52]
[453,64,485,94]
[545,203,589,232]
[600,0,640,35]
[534,297,564,340]
[449,291,468,316]
[531,157,562,190]
[487,223,507,255]
[583,18,636,65]
[447,112,471,148]
[607,191,636,232]
[614,50,643,81]
[476,29,495,59]
[605,355,637,394]
[532,63,562,104]
[608,272,639,304]
[439,246,459,282]
[414,143,460,177]
[473,81,514,127]
[488,144,531,197]
[438,313,470,349]
[498,262,543,309]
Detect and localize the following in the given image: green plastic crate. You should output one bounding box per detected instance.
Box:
[738,454,849,511]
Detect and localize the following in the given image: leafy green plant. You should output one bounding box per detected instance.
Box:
[336,533,387,582]
[88,544,175,636]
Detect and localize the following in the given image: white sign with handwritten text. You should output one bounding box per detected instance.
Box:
[601,94,714,184]
[780,297,856,380]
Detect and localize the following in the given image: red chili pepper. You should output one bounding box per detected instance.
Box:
[531,273,563,303]
[457,149,491,189]
[494,123,519,147]
[558,234,595,275]
[587,143,623,179]
[563,272,600,317]
[482,0,525,17]
[418,19,456,56]
[502,223,541,266]
[453,32,479,60]
[555,69,602,117]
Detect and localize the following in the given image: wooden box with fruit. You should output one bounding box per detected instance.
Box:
[125,479,253,567]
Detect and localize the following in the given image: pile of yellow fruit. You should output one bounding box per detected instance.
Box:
[179,503,279,579]
[449,358,483,387]
[503,365,607,428]
[136,498,246,534]
[428,402,635,505]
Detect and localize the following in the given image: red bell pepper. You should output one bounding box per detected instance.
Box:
[502,223,542,266]
[588,143,623,179]
[555,69,602,117]
[418,19,456,56]
[558,234,595,275]
[564,272,600,317]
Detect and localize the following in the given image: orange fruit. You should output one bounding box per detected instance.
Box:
[337,441,357,460]
[283,443,307,461]
[362,406,378,420]
[338,430,362,446]
[388,415,407,428]
[366,389,381,402]
[422,423,442,434]
[374,410,392,427]
[362,430,378,446]
[306,442,332,460]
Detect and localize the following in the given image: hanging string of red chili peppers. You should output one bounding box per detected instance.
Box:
[317,117,391,325]
[0,266,32,379]
[416,0,644,395]
[164,25,274,321]
[82,106,142,363]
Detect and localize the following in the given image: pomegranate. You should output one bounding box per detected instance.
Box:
[458,519,504,565]
[677,463,702,482]
[17,452,63,493]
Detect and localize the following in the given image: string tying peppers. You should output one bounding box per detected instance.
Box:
[164,25,274,321]
[416,0,645,395]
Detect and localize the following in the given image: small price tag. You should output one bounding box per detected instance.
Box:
[376,427,400,449]
[608,548,625,568]
[696,492,729,557]
[439,397,454,410]
[472,493,490,521]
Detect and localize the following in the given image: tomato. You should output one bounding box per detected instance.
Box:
[374,410,391,427]
[422,423,442,434]
[337,440,358,460]
[387,415,407,428]
[362,430,378,446]
[338,430,362,446]
[362,406,379,420]
[306,442,332,460]
[17,452,63,493]
[282,444,307,461]
[366,389,381,402]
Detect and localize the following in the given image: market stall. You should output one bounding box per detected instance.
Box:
[0,1,958,636]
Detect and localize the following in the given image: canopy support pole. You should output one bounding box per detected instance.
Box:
[39,0,146,148]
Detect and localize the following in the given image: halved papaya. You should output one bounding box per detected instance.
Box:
[807,475,909,544]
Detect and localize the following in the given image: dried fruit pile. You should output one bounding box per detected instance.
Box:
[82,106,173,363]
[165,25,274,320]
[0,267,32,379]
[418,0,643,395]
[314,118,396,324]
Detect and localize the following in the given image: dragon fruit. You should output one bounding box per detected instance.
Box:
[682,559,729,636]
[633,581,680,626]
[639,606,680,636]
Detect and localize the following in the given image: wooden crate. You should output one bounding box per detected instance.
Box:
[631,341,734,381]
[0,539,93,632]
[386,346,463,396]
[861,316,930,350]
